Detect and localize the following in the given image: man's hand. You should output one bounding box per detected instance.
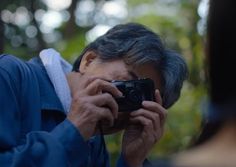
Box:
[67,73,122,140]
[122,89,167,167]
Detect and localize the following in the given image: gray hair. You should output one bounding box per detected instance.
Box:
[73,23,188,108]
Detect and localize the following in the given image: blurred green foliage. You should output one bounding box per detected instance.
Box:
[0,0,208,166]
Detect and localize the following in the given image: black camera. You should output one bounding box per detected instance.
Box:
[111,78,155,112]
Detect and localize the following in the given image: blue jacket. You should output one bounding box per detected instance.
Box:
[0,54,128,167]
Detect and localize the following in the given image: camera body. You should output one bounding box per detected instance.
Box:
[112,78,155,112]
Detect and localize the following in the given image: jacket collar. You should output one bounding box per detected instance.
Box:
[27,56,65,113]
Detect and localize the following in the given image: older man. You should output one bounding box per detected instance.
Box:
[0,23,187,167]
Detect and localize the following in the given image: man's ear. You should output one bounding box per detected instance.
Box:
[79,51,98,73]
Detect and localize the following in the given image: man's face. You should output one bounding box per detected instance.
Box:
[78,52,162,134]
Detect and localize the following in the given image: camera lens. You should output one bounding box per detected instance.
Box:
[128,89,142,104]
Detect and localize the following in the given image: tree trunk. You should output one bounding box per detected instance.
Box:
[30,0,46,51]
[63,0,79,39]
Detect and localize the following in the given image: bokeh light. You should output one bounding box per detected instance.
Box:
[42,0,72,11]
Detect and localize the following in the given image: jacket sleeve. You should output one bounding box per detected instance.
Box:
[0,63,89,167]
[116,153,130,167]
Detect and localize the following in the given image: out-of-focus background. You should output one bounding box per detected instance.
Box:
[0,0,209,165]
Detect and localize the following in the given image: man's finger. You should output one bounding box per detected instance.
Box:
[130,109,160,132]
[86,79,122,97]
[155,89,163,106]
[95,106,115,127]
[130,116,155,131]
[89,93,118,118]
[141,101,167,126]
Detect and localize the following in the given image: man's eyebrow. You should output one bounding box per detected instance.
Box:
[128,71,138,80]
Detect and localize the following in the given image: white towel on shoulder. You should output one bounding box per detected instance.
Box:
[39,48,72,114]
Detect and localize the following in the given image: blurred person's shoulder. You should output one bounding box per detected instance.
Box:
[172,143,236,167]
